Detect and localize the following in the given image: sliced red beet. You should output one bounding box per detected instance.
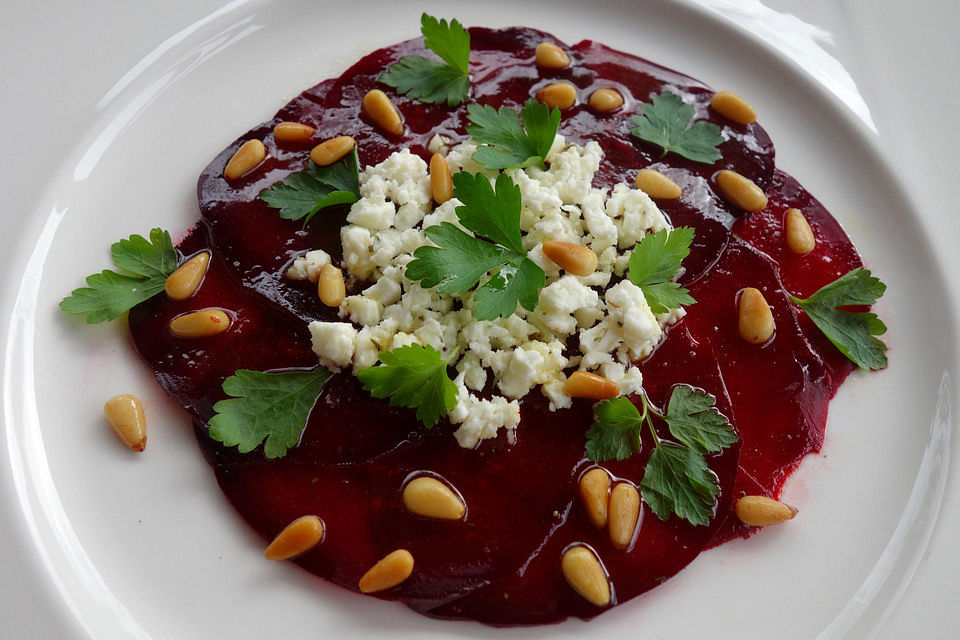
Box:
[125,26,870,626]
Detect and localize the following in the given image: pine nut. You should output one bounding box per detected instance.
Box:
[402,476,465,520]
[716,170,768,212]
[710,91,757,125]
[223,139,265,180]
[738,287,775,344]
[264,515,324,561]
[541,240,598,276]
[561,545,611,607]
[164,252,210,301]
[310,136,356,166]
[608,482,640,549]
[535,42,570,69]
[536,82,577,110]
[103,394,146,452]
[358,549,414,593]
[588,88,623,112]
[273,121,315,143]
[317,264,345,307]
[735,495,798,526]
[363,89,404,136]
[579,468,611,528]
[429,153,453,204]
[635,169,682,199]
[785,208,816,255]
[169,308,231,338]
[563,371,619,400]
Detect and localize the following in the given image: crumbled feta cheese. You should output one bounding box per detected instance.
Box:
[339,295,381,327]
[604,280,663,360]
[309,322,358,372]
[449,380,521,448]
[427,133,450,156]
[303,138,687,448]
[285,249,331,281]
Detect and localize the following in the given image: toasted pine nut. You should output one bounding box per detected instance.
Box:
[579,468,611,528]
[103,394,146,452]
[738,287,775,344]
[536,82,577,110]
[273,121,315,143]
[563,371,619,400]
[716,170,768,212]
[402,476,465,520]
[363,89,403,136]
[223,139,265,180]
[535,42,571,69]
[541,241,598,276]
[588,88,623,112]
[736,495,798,526]
[561,545,611,607]
[264,516,324,561]
[169,308,231,339]
[635,169,682,199]
[358,549,414,593]
[317,264,345,307]
[608,482,640,549]
[165,252,210,301]
[310,136,356,166]
[429,153,453,204]
[710,91,757,125]
[785,208,816,255]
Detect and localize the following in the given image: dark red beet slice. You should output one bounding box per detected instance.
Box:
[125,26,872,626]
[423,325,740,624]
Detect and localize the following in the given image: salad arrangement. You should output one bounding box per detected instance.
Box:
[62,14,886,625]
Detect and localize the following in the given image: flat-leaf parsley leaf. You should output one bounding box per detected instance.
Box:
[357,344,459,428]
[379,14,470,106]
[466,98,561,170]
[789,267,888,371]
[586,385,737,526]
[628,227,696,313]
[629,92,723,164]
[260,148,360,225]
[60,228,178,324]
[208,367,333,459]
[406,171,545,320]
[641,442,720,526]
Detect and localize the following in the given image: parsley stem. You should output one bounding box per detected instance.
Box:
[639,391,661,446]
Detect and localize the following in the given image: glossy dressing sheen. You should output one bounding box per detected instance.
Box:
[128,27,861,625]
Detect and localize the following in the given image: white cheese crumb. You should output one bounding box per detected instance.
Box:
[285,249,331,281]
[427,133,450,156]
[309,322,358,372]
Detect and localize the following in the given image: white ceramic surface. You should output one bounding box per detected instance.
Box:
[2,1,958,638]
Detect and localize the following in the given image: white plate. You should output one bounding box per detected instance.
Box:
[3,1,957,638]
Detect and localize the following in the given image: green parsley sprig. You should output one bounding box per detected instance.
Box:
[60,228,178,323]
[208,367,333,459]
[586,386,738,526]
[259,148,360,225]
[466,98,561,170]
[357,344,459,428]
[406,171,546,320]
[790,267,888,370]
[629,92,723,164]
[628,227,697,313]
[379,13,471,106]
